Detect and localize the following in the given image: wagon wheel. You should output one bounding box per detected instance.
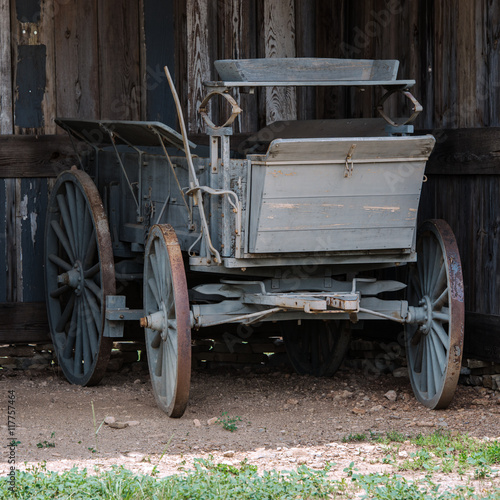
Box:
[406,219,464,409]
[45,167,115,385]
[283,320,351,377]
[142,224,191,417]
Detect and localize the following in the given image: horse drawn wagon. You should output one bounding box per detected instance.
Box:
[45,58,464,417]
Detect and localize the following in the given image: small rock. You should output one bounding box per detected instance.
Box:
[341,390,354,398]
[133,379,141,385]
[108,421,129,429]
[297,456,308,465]
[104,416,116,425]
[418,421,436,428]
[207,417,218,426]
[369,405,383,412]
[125,420,140,427]
[223,450,234,458]
[193,419,201,427]
[471,398,489,406]
[286,398,299,405]
[398,450,408,458]
[384,390,397,402]
[352,407,366,415]
[393,367,409,378]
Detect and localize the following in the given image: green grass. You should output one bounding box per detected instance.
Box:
[1,459,499,500]
[216,412,242,432]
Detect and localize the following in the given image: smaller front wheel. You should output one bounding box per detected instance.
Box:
[142,225,191,417]
[283,320,351,377]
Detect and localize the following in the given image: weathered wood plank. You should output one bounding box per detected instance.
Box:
[0,0,13,134]
[144,0,176,126]
[465,312,500,362]
[485,0,500,127]
[0,179,6,302]
[218,0,258,134]
[457,0,479,127]
[54,0,100,120]
[98,0,142,120]
[186,0,213,133]
[20,178,48,301]
[0,302,50,343]
[263,0,296,124]
[424,128,500,175]
[315,0,346,120]
[4,180,16,302]
[39,0,56,134]
[0,135,86,178]
[295,0,316,121]
[433,0,457,127]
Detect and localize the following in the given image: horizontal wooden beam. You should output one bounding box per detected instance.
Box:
[0,302,50,343]
[424,127,500,175]
[465,312,500,363]
[0,134,86,178]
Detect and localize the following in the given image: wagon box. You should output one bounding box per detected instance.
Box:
[46,58,464,418]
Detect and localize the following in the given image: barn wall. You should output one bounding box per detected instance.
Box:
[0,0,499,355]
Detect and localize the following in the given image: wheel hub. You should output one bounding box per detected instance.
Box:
[58,261,84,296]
[418,295,433,334]
[140,301,169,340]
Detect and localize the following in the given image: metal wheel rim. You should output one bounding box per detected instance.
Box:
[144,224,191,417]
[283,320,351,377]
[45,168,115,385]
[406,219,464,409]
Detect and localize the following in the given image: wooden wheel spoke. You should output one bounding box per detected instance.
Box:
[154,339,164,377]
[75,187,88,258]
[50,285,71,299]
[429,328,447,376]
[63,306,78,359]
[431,320,449,350]
[82,297,99,356]
[148,278,161,308]
[149,252,163,295]
[413,335,424,373]
[73,300,84,375]
[65,183,79,252]
[84,278,102,301]
[56,294,76,333]
[426,337,437,397]
[80,301,93,372]
[83,288,102,331]
[83,230,97,269]
[56,193,77,255]
[49,253,72,272]
[50,220,76,263]
[150,331,161,349]
[432,311,450,323]
[84,263,100,279]
[432,287,449,309]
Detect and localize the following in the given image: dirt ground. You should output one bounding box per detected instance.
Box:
[1,364,499,487]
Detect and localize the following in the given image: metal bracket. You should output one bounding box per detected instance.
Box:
[104,295,144,338]
[377,89,423,127]
[344,144,356,178]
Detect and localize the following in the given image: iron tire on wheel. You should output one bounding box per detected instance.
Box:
[45,167,115,386]
[406,219,464,409]
[142,224,191,417]
[283,320,351,377]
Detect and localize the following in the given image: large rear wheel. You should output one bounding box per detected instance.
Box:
[406,219,464,409]
[45,167,115,385]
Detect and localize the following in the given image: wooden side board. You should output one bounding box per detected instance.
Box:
[0,302,50,344]
[0,135,86,178]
